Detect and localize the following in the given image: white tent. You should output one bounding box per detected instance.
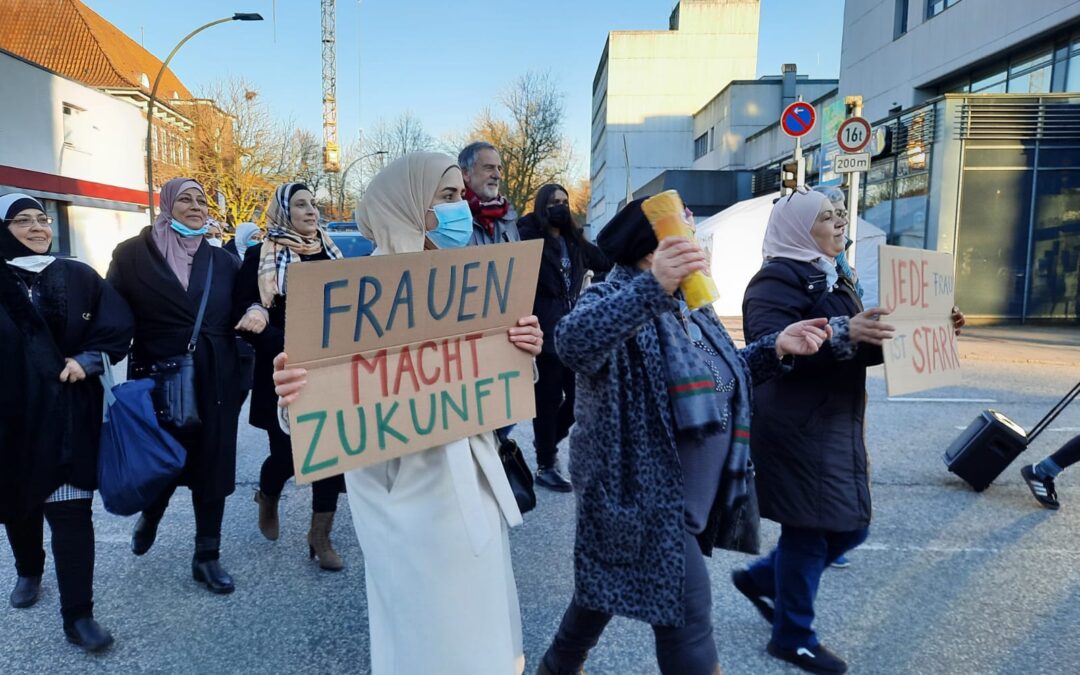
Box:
[695,192,888,316]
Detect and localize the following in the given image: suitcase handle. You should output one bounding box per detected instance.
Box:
[1028,380,1080,444]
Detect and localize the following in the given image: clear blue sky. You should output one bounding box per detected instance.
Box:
[84,0,844,177]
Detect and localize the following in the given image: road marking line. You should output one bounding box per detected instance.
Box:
[888,397,997,403]
[858,542,1080,555]
[953,426,1079,431]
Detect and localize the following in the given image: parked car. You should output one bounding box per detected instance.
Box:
[327,227,375,258]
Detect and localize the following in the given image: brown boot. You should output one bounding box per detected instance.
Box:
[308,511,344,571]
[254,490,280,541]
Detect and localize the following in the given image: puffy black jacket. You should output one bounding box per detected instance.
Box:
[742,258,882,532]
[519,214,611,355]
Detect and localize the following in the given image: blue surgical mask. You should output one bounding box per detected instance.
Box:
[169,218,209,237]
[426,201,473,249]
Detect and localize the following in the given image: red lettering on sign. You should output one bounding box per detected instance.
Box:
[417,341,441,385]
[392,346,421,396]
[352,350,388,404]
[442,338,462,383]
[465,333,482,378]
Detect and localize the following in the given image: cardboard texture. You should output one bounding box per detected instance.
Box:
[283,240,543,483]
[878,245,961,396]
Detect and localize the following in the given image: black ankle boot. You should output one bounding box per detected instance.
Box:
[64,617,114,653]
[191,536,234,594]
[9,575,41,609]
[130,513,162,556]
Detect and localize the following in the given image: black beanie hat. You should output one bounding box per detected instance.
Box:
[596,198,659,266]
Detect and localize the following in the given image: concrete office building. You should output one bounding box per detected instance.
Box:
[691,66,836,171]
[589,0,760,229]
[720,1,1080,322]
[836,0,1080,322]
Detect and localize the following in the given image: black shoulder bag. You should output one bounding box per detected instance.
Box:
[138,256,214,433]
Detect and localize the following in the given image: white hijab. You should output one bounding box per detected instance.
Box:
[762,189,838,287]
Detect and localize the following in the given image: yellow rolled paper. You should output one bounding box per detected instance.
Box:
[641,190,719,310]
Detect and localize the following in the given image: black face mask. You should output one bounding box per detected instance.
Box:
[547,204,573,228]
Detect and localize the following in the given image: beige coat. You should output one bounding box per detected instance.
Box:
[344,431,524,675]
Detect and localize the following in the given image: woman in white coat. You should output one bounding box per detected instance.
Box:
[273,152,542,674]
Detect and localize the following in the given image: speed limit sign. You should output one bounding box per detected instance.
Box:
[837,117,872,154]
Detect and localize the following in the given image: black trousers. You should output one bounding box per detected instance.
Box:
[1049,433,1080,471]
[542,530,718,675]
[5,499,95,628]
[533,353,576,469]
[142,482,226,562]
[259,424,343,513]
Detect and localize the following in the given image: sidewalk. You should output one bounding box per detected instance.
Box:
[720,318,1079,366]
[960,325,1080,366]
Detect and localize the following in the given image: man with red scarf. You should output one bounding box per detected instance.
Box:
[458,141,520,246]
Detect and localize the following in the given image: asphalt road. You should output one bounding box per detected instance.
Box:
[2,333,1079,674]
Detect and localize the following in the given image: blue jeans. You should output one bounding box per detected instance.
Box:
[747,525,869,649]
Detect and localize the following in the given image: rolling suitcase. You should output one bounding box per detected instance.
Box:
[944,380,1080,491]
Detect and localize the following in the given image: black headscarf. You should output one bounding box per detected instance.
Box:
[596,198,658,266]
[0,193,46,260]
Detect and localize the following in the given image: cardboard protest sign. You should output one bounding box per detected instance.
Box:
[283,240,543,483]
[878,245,961,396]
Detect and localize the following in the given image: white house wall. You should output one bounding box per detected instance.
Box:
[0,51,149,275]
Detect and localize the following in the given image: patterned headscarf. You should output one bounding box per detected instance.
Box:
[257,182,343,307]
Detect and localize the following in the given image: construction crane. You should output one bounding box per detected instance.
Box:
[321,0,341,172]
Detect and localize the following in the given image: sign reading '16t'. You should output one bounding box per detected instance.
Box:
[837,116,872,153]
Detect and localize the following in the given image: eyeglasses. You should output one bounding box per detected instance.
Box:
[6,216,54,229]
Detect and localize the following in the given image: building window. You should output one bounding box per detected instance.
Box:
[926,0,960,19]
[694,133,708,160]
[1007,48,1053,94]
[62,103,87,150]
[971,64,1007,94]
[894,0,908,39]
[1067,37,1080,92]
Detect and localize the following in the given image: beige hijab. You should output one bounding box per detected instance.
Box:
[354,152,458,255]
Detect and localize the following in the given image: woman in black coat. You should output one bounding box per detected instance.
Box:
[734,189,963,674]
[518,184,610,492]
[107,178,245,595]
[0,193,132,651]
[234,183,347,570]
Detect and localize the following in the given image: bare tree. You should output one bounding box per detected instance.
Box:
[468,71,572,214]
[186,78,294,226]
[367,112,433,160]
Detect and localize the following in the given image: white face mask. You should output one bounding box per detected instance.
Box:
[207,237,223,248]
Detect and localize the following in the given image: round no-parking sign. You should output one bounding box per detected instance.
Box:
[780,102,816,138]
[837,117,872,153]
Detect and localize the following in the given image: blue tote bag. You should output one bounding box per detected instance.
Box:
[98,356,187,516]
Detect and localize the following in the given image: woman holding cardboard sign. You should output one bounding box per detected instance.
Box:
[735,188,964,674]
[234,182,348,571]
[273,152,542,675]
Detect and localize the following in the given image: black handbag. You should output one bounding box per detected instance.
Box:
[133,257,214,434]
[498,438,536,514]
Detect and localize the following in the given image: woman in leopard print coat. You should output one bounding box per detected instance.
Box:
[537,199,830,675]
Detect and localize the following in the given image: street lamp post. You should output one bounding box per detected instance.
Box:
[145,13,263,223]
[338,150,388,216]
